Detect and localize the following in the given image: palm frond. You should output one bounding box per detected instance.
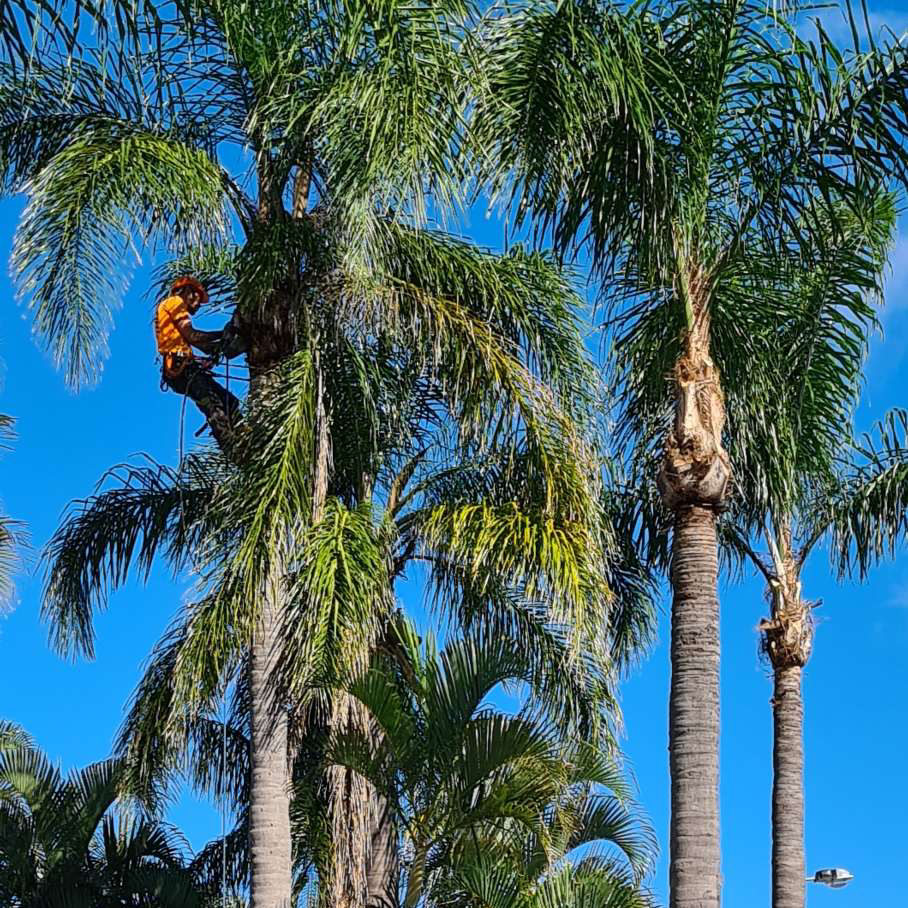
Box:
[823,408,908,579]
[12,127,229,386]
[41,455,223,659]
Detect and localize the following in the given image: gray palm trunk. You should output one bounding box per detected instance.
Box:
[249,576,294,908]
[667,505,722,908]
[771,665,805,908]
[659,299,729,908]
[760,537,812,908]
[245,361,297,908]
[366,789,399,908]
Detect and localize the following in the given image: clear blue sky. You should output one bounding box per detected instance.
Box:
[2,6,908,905]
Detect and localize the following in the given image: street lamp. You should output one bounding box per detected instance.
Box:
[806,868,854,889]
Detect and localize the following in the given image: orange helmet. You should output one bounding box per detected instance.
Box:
[171,276,208,304]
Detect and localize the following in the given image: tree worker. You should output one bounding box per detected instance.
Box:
[155,276,242,447]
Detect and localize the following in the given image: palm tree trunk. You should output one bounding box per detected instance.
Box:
[668,503,721,908]
[326,695,374,908]
[761,536,811,908]
[249,572,293,908]
[366,728,399,908]
[772,665,805,908]
[659,293,730,908]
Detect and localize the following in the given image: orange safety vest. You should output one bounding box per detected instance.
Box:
[155,295,194,377]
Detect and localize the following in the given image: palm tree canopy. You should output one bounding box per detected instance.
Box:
[0,721,205,907]
[1,0,479,386]
[473,0,908,282]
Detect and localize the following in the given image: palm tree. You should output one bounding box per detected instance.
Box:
[326,621,655,907]
[470,3,908,904]
[725,408,908,908]
[0,720,205,907]
[6,2,615,904]
[43,280,654,901]
[619,183,906,908]
[706,198,897,908]
[112,618,657,906]
[41,245,627,908]
[612,179,901,907]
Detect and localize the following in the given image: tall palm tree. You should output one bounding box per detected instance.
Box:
[43,275,653,901]
[614,186,898,907]
[41,246,625,908]
[4,3,613,905]
[0,720,205,907]
[724,409,908,908]
[470,3,908,904]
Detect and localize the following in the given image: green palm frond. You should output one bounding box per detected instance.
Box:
[303,0,473,230]
[41,455,224,659]
[0,725,203,906]
[377,224,597,418]
[471,0,671,272]
[0,720,33,755]
[324,625,654,906]
[12,127,229,386]
[822,409,908,579]
[277,499,393,695]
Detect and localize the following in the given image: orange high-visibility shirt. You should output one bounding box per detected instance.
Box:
[155,295,194,358]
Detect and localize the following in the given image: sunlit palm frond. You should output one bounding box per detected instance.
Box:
[822,409,908,579]
[41,455,224,659]
[377,223,597,418]
[277,499,393,697]
[12,126,229,386]
[471,0,672,272]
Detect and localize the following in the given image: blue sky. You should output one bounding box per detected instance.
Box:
[2,4,908,906]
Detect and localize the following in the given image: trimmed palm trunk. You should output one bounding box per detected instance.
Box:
[249,574,294,908]
[760,538,812,908]
[771,665,805,908]
[667,504,722,908]
[659,288,730,908]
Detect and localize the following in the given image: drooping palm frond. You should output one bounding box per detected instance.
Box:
[12,127,230,386]
[276,499,393,697]
[819,409,908,580]
[376,225,597,416]
[471,0,672,273]
[41,453,226,659]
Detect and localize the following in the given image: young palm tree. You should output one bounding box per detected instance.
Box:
[471,4,908,904]
[0,721,205,907]
[114,618,656,906]
[5,3,613,904]
[327,622,655,907]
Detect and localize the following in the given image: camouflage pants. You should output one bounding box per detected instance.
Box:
[163,360,241,447]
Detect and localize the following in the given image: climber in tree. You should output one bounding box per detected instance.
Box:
[155,276,243,447]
